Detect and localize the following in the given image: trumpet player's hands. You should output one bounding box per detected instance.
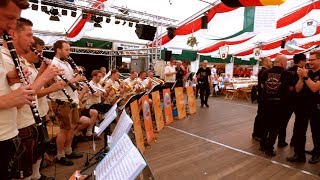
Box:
[6,67,32,85]
[1,85,36,108]
[81,84,89,93]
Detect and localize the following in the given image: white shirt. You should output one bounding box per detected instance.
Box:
[85,80,102,108]
[164,65,176,83]
[124,77,139,91]
[0,47,18,140]
[211,67,216,75]
[49,57,79,104]
[2,48,36,129]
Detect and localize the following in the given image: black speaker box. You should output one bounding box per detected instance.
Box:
[201,16,207,29]
[281,40,286,49]
[135,24,157,41]
[167,27,176,39]
[164,50,172,61]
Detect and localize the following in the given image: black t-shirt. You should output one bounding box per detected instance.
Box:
[297,69,320,106]
[287,65,299,85]
[260,66,294,102]
[196,67,211,85]
[176,67,184,82]
[257,67,267,96]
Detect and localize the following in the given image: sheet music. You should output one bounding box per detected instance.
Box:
[110,110,133,148]
[106,147,147,180]
[95,134,146,180]
[95,104,117,136]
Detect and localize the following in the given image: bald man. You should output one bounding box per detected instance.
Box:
[259,55,294,156]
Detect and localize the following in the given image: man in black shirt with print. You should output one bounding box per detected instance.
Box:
[175,60,185,87]
[287,51,320,163]
[259,55,294,156]
[196,60,212,108]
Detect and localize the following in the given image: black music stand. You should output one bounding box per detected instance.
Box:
[82,102,118,169]
[119,93,140,110]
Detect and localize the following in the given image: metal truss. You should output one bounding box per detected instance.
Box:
[39,0,178,27]
[43,46,162,57]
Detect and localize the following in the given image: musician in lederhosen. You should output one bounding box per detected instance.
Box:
[2,18,61,178]
[49,40,85,166]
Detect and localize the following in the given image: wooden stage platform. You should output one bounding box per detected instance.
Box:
[41,97,320,179]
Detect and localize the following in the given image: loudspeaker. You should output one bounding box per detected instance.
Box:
[167,27,176,39]
[135,24,157,41]
[164,50,172,61]
[116,47,123,67]
[281,40,286,49]
[201,16,207,29]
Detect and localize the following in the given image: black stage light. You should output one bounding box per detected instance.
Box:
[115,20,120,24]
[94,23,102,28]
[50,8,59,16]
[31,4,38,10]
[106,17,111,23]
[82,13,88,19]
[71,11,77,17]
[128,22,133,27]
[122,21,126,25]
[49,15,60,21]
[61,9,68,16]
[41,6,48,13]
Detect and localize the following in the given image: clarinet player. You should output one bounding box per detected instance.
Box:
[0,1,38,179]
[2,17,62,179]
[49,40,85,166]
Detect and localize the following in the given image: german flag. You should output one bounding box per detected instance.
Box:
[221,0,286,7]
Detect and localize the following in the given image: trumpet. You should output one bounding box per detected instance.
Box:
[148,77,165,85]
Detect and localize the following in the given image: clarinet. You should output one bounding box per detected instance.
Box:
[31,48,78,109]
[3,31,50,143]
[31,48,78,91]
[67,57,96,94]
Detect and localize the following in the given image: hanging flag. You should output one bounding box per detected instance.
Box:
[253,48,262,60]
[302,19,318,37]
[219,46,229,59]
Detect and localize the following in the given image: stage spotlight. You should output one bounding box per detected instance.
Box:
[49,15,60,21]
[122,21,126,25]
[50,8,59,16]
[31,4,38,10]
[41,6,48,13]
[115,20,120,24]
[94,23,102,28]
[93,16,103,28]
[106,17,111,23]
[128,22,133,27]
[71,11,77,17]
[61,9,68,16]
[82,13,88,19]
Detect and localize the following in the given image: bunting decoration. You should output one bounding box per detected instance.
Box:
[149,3,236,47]
[221,0,286,7]
[276,1,320,28]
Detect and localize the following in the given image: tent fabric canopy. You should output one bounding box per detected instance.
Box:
[21,0,320,62]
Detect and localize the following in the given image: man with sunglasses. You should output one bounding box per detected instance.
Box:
[287,51,320,163]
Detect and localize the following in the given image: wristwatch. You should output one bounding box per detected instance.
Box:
[303,75,309,81]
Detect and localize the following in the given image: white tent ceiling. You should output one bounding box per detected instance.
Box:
[21,0,320,57]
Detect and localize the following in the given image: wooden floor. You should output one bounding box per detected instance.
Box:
[41,96,320,179]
